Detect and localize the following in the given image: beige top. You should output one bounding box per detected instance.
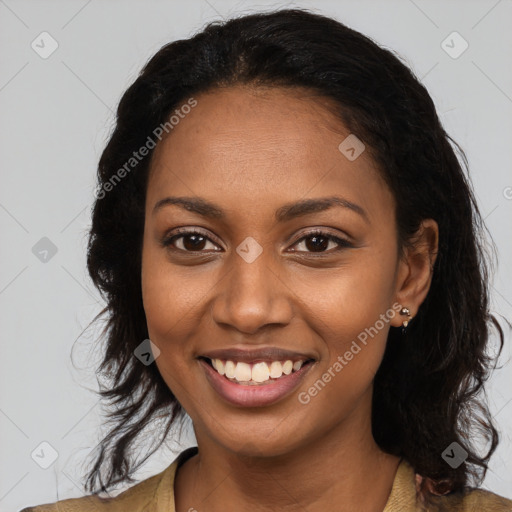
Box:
[20,446,512,511]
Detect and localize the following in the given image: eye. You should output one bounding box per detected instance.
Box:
[289,229,352,254]
[161,228,352,254]
[161,228,221,252]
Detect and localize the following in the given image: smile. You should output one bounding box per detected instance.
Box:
[207,358,308,385]
[199,356,316,407]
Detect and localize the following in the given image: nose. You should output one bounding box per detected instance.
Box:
[209,249,293,336]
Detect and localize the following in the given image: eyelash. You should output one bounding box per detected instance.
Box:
[161,227,352,255]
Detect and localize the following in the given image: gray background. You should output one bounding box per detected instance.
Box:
[1,0,511,510]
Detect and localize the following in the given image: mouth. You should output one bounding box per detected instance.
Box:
[199,356,315,385]
[198,354,317,408]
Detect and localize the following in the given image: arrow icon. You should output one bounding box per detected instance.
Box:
[235,237,263,263]
[134,339,160,365]
[440,32,468,59]
[441,441,468,468]
[31,441,59,468]
[31,31,59,59]
[338,134,365,161]
[32,237,58,262]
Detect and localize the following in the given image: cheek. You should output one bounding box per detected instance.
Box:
[299,255,396,336]
[141,241,208,344]
[295,288,393,418]
[140,250,200,403]
[295,250,397,387]
[140,243,218,399]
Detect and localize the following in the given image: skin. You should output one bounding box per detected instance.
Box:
[141,85,439,512]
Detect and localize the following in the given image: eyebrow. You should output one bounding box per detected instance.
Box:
[152,195,370,224]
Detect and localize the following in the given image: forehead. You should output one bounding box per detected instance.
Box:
[151,85,359,170]
[147,85,393,224]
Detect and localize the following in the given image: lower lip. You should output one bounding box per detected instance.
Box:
[199,359,315,408]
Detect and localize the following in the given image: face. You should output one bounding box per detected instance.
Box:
[141,85,414,457]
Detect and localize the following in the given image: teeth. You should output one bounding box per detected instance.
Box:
[208,358,308,383]
[252,362,270,382]
[225,360,236,379]
[234,362,252,382]
[269,361,283,379]
[282,360,293,375]
[212,359,225,375]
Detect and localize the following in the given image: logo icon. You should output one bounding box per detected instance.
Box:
[441,441,468,468]
[31,441,59,469]
[338,134,365,161]
[32,237,58,263]
[134,339,161,365]
[236,237,263,263]
[441,32,469,59]
[31,32,59,59]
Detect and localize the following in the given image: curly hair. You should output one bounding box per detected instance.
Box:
[84,7,506,504]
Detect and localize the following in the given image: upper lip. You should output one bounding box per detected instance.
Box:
[200,347,316,364]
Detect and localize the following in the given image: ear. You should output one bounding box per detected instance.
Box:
[390,219,439,328]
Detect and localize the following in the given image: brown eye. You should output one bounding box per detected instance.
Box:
[289,230,352,254]
[162,229,221,253]
[161,228,352,255]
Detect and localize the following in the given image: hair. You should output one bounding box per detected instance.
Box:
[84,7,507,506]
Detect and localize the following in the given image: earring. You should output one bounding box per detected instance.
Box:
[399,307,412,335]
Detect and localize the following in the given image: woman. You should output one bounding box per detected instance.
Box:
[21,8,511,512]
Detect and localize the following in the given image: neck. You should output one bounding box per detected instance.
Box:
[174,393,401,512]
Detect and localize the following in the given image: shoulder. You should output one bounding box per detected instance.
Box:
[428,487,512,512]
[389,459,512,512]
[18,463,176,512]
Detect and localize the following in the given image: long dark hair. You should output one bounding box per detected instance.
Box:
[84,7,506,503]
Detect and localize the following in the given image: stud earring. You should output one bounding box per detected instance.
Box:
[399,307,412,335]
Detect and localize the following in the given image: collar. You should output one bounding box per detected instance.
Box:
[156,448,416,512]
